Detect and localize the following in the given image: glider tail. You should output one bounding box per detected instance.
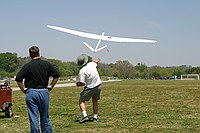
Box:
[83,42,95,53]
[95,45,108,53]
[94,32,105,51]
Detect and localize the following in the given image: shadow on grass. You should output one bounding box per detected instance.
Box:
[0,110,6,118]
[74,115,95,123]
[59,113,76,116]
[0,115,6,118]
[74,119,94,123]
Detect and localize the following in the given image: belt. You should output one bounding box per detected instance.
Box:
[28,86,47,89]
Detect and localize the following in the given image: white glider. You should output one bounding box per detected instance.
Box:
[47,25,157,53]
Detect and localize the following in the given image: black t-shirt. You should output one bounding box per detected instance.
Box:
[15,58,60,88]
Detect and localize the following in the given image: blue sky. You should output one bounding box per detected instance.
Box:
[0,1,200,66]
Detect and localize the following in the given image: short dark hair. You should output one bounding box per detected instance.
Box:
[29,46,40,58]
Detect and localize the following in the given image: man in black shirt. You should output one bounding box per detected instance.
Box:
[15,46,60,133]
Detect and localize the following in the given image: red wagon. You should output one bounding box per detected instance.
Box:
[0,83,13,118]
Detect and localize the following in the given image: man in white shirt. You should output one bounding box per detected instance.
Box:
[76,54,102,123]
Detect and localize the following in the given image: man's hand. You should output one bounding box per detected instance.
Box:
[47,78,59,91]
[94,58,101,64]
[22,89,27,94]
[47,85,53,91]
[76,82,85,87]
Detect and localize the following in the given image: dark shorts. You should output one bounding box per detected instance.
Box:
[80,84,101,101]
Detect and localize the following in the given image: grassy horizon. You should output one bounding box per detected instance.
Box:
[0,80,200,132]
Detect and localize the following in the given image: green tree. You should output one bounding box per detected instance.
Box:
[98,63,112,76]
[112,60,135,79]
[172,67,185,76]
[148,65,161,78]
[62,62,79,76]
[134,63,148,79]
[185,67,200,74]
[0,52,18,73]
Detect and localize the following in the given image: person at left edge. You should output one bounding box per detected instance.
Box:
[15,45,60,133]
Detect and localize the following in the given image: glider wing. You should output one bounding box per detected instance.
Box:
[47,25,157,43]
[47,25,103,40]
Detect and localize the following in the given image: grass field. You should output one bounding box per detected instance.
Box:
[0,80,200,133]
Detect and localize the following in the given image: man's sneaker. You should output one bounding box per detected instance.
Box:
[79,116,89,123]
[93,118,97,122]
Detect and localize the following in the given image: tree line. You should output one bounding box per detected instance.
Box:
[0,52,200,79]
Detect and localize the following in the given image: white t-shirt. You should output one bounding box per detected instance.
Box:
[78,62,101,88]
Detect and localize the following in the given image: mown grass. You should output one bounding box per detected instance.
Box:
[0,80,200,133]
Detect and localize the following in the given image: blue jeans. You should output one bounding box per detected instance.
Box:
[26,88,52,133]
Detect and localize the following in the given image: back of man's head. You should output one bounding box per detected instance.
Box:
[29,46,40,58]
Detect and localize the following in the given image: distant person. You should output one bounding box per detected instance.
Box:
[15,45,60,133]
[76,54,102,123]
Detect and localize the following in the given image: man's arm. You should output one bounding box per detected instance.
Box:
[16,82,26,94]
[47,78,59,91]
[76,82,85,87]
